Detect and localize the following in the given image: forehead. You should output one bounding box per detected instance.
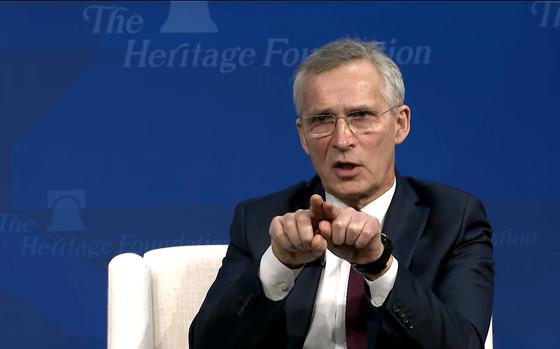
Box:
[300,59,385,114]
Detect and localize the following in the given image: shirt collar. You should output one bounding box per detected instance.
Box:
[325,179,397,230]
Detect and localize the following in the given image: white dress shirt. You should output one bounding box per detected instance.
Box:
[258,180,399,349]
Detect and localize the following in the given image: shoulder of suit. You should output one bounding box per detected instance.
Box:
[401,175,482,207]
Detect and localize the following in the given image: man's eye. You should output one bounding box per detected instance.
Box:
[315,114,334,124]
[348,110,373,119]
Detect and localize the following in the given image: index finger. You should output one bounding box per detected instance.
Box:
[309,194,324,231]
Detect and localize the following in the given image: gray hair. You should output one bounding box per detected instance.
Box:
[292,38,405,116]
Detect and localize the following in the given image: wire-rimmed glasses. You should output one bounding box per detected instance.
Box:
[299,106,400,139]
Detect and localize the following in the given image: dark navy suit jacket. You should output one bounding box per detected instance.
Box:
[189,174,494,348]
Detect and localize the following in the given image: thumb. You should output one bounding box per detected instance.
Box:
[309,194,324,231]
[318,220,332,241]
[321,200,341,221]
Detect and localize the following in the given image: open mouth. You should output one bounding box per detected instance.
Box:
[333,161,361,178]
[333,161,358,170]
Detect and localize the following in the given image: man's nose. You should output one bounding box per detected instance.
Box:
[331,117,355,151]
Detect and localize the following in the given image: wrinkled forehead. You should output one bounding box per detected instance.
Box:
[300,60,386,115]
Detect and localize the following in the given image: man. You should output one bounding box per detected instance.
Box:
[189,38,494,348]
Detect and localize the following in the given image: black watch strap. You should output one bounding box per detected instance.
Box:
[352,233,393,275]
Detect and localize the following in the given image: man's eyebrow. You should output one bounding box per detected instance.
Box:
[306,104,379,116]
[344,104,377,113]
[307,108,336,116]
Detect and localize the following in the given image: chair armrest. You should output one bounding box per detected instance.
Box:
[108,253,154,349]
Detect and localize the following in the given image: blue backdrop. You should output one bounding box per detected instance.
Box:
[1,1,559,348]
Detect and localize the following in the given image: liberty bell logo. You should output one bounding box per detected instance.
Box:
[161,1,218,33]
[47,190,87,232]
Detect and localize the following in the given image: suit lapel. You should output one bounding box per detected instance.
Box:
[285,257,324,349]
[285,176,325,349]
[383,175,430,268]
[364,175,430,348]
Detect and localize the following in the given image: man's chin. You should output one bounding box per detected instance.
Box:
[326,183,367,202]
[323,178,381,207]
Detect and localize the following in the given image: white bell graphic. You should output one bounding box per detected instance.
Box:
[161,1,218,33]
[47,190,86,232]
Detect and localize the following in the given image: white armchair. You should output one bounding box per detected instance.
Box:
[107,244,493,349]
[107,245,228,349]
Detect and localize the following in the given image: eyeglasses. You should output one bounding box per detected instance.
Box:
[300,106,400,139]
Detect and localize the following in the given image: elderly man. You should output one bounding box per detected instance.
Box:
[189,38,494,349]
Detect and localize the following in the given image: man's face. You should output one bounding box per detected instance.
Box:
[296,59,410,209]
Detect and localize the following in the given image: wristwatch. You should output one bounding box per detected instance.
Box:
[352,233,393,276]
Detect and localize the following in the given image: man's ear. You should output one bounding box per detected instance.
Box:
[395,105,411,144]
[296,118,310,154]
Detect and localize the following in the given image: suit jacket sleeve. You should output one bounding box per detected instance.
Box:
[374,196,494,348]
[188,203,285,349]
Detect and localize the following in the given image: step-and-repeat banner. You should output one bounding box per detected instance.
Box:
[1,2,559,348]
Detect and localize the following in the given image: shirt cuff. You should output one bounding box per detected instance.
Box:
[364,257,399,307]
[258,246,303,301]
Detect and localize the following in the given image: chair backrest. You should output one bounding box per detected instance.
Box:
[108,244,493,349]
[485,317,493,349]
[144,245,227,349]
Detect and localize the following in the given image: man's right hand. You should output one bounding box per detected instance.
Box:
[269,195,328,268]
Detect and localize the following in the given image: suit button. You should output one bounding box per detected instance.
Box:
[407,321,415,330]
[402,317,409,324]
[392,304,401,313]
[398,312,407,319]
